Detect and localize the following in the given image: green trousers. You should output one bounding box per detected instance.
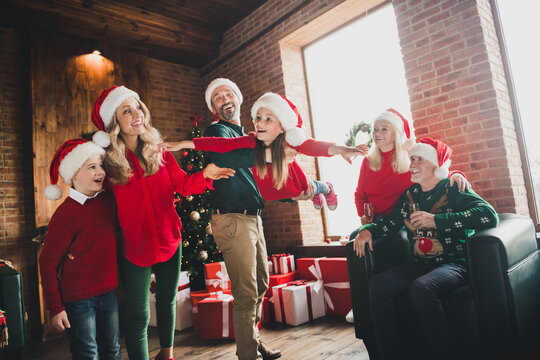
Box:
[118,247,181,360]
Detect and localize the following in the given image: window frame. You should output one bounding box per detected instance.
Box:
[490,0,539,230]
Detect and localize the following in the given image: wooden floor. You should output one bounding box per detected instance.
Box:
[21,316,368,359]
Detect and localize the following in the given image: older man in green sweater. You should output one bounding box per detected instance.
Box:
[354,137,498,360]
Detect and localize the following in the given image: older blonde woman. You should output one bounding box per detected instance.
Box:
[91,86,234,360]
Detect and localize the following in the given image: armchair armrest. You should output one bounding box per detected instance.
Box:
[467,213,540,359]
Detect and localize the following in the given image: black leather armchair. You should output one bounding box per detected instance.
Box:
[346,213,540,360]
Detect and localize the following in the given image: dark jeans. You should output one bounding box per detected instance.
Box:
[65,290,120,360]
[369,262,467,360]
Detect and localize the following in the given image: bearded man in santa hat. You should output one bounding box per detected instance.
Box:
[353,137,498,360]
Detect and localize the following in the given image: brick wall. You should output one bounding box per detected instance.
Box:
[394,0,528,214]
[202,0,530,251]
[0,27,41,341]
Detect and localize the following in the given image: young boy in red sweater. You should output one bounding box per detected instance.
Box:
[40,137,120,360]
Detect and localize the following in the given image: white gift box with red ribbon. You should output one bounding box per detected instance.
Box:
[272,280,325,326]
[271,254,296,274]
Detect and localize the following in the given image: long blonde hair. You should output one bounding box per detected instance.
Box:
[367,120,410,174]
[104,99,163,185]
[254,134,289,190]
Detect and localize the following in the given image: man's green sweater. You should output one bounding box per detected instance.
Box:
[203,120,263,211]
[362,178,498,264]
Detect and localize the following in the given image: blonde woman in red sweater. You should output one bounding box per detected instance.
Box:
[348,108,469,359]
[91,86,234,360]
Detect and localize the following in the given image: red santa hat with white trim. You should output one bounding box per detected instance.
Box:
[91,85,140,146]
[374,108,415,150]
[205,78,243,112]
[250,92,306,147]
[409,137,452,179]
[44,139,106,200]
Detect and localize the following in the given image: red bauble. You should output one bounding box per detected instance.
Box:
[186,164,192,171]
[325,238,331,244]
[181,150,189,157]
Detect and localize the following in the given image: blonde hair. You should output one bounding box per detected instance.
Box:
[254,134,288,190]
[104,99,163,185]
[367,120,410,174]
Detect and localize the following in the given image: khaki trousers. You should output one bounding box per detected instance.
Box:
[211,213,269,360]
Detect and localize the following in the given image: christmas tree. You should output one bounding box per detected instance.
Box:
[177,115,223,291]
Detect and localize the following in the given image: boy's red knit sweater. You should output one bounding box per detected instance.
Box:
[39,191,119,317]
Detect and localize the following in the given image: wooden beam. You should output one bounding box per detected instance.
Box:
[4,0,221,66]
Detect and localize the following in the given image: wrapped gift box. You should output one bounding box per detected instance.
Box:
[191,289,232,331]
[265,271,298,297]
[272,280,325,326]
[317,258,352,317]
[296,257,325,280]
[198,293,235,339]
[271,254,295,274]
[268,259,274,274]
[150,271,192,328]
[261,296,274,324]
[204,261,231,292]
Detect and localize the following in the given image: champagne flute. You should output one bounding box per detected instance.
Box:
[364,202,374,223]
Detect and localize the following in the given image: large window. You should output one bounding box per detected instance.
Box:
[495,0,540,224]
[303,4,411,236]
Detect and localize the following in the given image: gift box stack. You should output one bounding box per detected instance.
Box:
[149,270,192,331]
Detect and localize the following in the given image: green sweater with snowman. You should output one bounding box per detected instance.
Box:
[362,178,498,265]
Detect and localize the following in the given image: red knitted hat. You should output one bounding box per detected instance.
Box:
[44,139,105,200]
[409,137,452,179]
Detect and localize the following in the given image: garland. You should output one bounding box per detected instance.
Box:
[345,121,373,148]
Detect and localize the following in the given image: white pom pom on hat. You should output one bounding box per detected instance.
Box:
[205,78,243,112]
[409,137,452,179]
[45,139,106,200]
[251,92,306,147]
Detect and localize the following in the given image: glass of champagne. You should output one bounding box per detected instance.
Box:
[364,202,374,223]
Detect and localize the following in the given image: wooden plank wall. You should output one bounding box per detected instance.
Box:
[31,31,150,227]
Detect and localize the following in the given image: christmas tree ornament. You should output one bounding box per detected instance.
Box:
[186,164,192,171]
[198,240,203,245]
[190,211,200,221]
[183,240,189,247]
[325,237,332,244]
[186,195,193,202]
[181,150,189,157]
[200,208,205,213]
[206,224,213,235]
[198,250,208,260]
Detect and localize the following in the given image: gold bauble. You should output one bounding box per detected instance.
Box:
[186,195,193,202]
[200,208,205,213]
[198,250,208,260]
[205,224,213,235]
[182,240,189,247]
[197,240,203,245]
[190,211,200,221]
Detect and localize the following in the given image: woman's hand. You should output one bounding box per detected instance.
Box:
[449,173,471,193]
[284,146,298,164]
[409,211,436,229]
[291,182,315,200]
[328,144,368,164]
[353,229,373,258]
[202,163,235,180]
[51,310,71,332]
[158,141,195,152]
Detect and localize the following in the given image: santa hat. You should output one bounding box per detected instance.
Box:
[409,137,452,179]
[91,85,140,147]
[374,108,415,149]
[44,139,106,200]
[251,92,306,147]
[205,78,243,112]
